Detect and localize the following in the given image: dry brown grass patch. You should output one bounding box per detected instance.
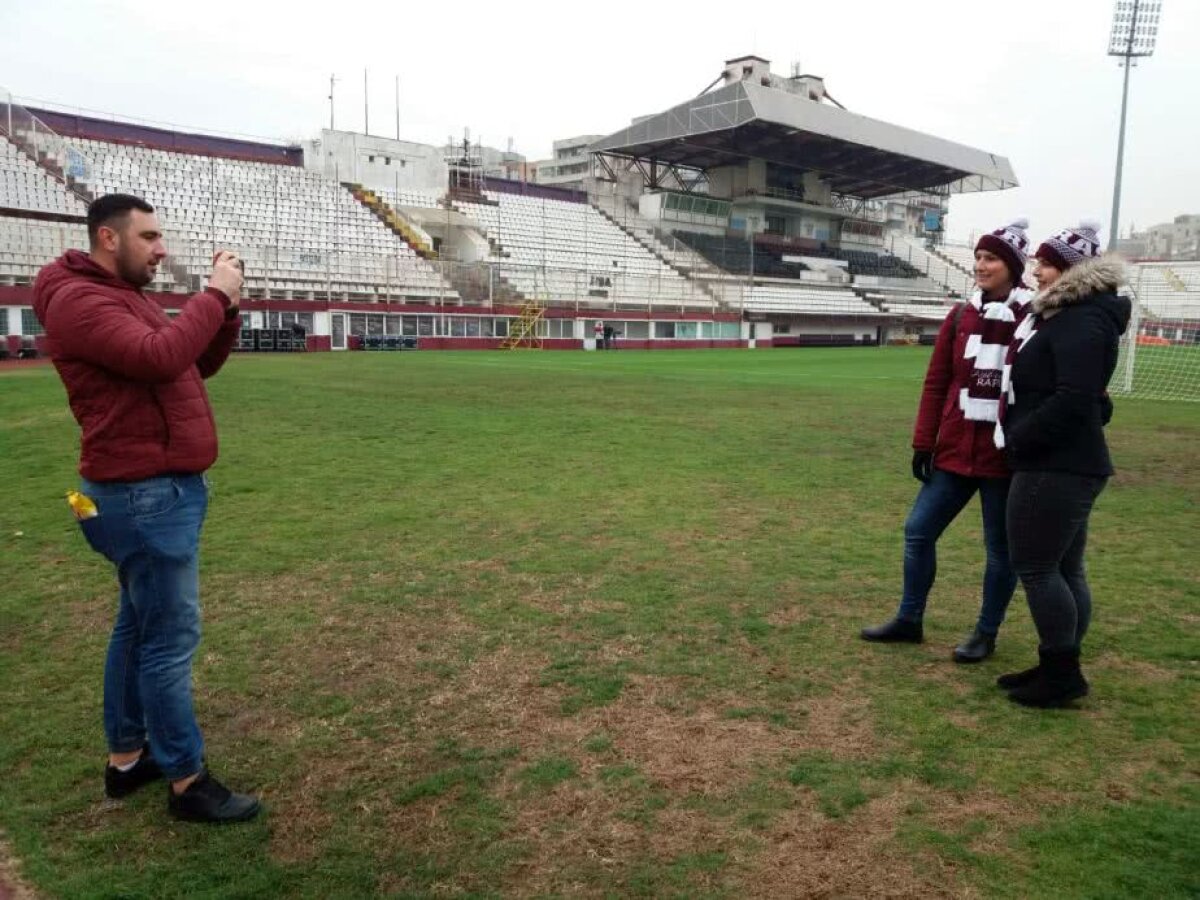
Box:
[266,752,345,864]
[0,834,39,900]
[1099,657,1181,684]
[498,784,644,897]
[742,787,980,900]
[918,786,1051,857]
[479,675,884,895]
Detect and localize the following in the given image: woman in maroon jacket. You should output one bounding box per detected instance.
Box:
[861,220,1033,662]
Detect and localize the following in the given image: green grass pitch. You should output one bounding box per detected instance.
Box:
[1,348,1196,898]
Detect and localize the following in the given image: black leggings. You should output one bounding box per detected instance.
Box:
[1007,471,1107,652]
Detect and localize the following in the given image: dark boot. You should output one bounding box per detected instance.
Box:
[952,628,996,663]
[996,663,1041,690]
[860,617,923,643]
[1008,648,1089,708]
[168,769,261,823]
[105,743,163,799]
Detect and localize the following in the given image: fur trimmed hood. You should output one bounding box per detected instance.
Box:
[1033,253,1126,314]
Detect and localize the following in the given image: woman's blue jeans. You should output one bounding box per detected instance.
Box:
[896,468,1017,636]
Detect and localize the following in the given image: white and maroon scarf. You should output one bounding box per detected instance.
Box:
[993,312,1041,448]
[958,286,1033,423]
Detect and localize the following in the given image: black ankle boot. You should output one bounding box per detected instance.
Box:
[996,663,1041,690]
[860,617,923,643]
[952,628,996,663]
[1008,648,1089,708]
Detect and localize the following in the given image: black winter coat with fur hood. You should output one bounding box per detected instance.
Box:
[1003,255,1131,476]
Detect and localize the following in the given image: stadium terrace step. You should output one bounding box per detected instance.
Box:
[40,136,458,302]
[346,183,438,259]
[447,184,704,309]
[928,243,974,278]
[442,261,526,305]
[0,132,91,218]
[590,200,724,310]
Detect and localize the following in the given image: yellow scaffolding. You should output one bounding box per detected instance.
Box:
[501,300,545,350]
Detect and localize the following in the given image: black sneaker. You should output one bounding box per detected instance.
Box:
[167,769,261,823]
[860,617,923,643]
[105,744,163,799]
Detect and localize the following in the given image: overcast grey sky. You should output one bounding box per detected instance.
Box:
[2,0,1197,242]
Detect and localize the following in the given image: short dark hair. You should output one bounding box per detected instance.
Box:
[87,194,155,246]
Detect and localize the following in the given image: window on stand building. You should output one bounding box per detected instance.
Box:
[20,309,44,337]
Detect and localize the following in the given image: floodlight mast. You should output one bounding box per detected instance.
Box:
[1107,0,1162,250]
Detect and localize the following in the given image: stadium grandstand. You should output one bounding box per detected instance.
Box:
[2,59,1197,369]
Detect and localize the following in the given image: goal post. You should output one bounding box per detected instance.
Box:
[1112,262,1200,403]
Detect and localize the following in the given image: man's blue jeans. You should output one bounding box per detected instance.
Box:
[896,467,1017,636]
[77,474,208,781]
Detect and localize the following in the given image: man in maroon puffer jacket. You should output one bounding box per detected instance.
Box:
[34,194,260,823]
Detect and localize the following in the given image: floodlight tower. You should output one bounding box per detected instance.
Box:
[1107,0,1163,249]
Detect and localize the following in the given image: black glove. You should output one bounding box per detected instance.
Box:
[911,450,933,483]
[1100,392,1114,426]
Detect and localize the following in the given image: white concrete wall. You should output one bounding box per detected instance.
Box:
[708,160,765,199]
[724,57,772,86]
[773,321,874,338]
[454,229,492,264]
[638,193,663,221]
[840,232,886,251]
[312,310,331,338]
[303,130,447,192]
[802,172,831,206]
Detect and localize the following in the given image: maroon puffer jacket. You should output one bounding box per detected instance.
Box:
[33,250,240,482]
[911,302,1010,480]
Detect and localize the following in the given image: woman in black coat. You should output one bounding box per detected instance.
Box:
[995,222,1131,707]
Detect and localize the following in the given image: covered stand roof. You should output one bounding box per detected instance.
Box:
[590,81,1016,199]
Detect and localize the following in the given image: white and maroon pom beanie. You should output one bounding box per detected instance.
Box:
[1036,220,1102,271]
[976,218,1031,287]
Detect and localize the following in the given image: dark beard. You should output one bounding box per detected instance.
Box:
[116,252,152,288]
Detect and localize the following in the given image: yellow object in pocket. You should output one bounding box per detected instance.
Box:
[67,490,99,520]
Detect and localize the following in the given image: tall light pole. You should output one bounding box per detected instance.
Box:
[328,74,338,131]
[1107,0,1163,250]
